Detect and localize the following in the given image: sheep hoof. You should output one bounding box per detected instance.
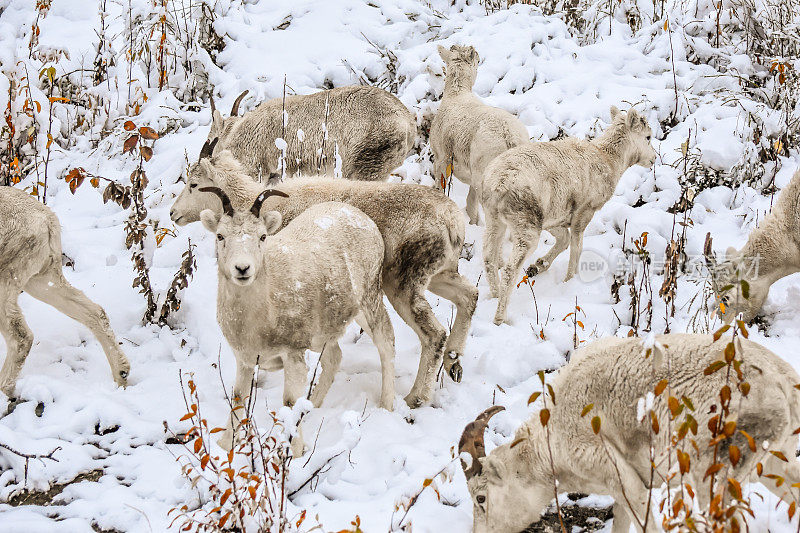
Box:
[493,313,506,326]
[446,353,463,383]
[403,393,425,409]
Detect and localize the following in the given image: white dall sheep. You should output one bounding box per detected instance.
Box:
[199,187,395,455]
[482,106,656,325]
[459,333,800,533]
[430,44,529,225]
[709,168,800,323]
[171,151,477,407]
[205,85,416,182]
[0,187,130,396]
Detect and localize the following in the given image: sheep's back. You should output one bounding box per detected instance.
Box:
[0,187,58,282]
[551,334,799,476]
[265,179,464,285]
[230,86,414,179]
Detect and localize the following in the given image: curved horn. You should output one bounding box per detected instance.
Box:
[231,90,250,116]
[199,137,218,159]
[199,186,234,217]
[458,405,505,479]
[250,188,289,217]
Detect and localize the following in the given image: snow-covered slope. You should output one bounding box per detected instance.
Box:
[0,0,798,531]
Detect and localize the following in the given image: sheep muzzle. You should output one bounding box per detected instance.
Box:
[459,405,505,479]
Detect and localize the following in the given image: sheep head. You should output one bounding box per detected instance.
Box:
[438,44,479,92]
[459,406,553,533]
[199,187,288,286]
[171,151,270,226]
[610,106,657,169]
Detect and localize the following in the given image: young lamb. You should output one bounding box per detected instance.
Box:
[171,151,477,407]
[709,168,800,323]
[199,187,396,455]
[429,44,529,225]
[0,187,130,396]
[459,333,800,533]
[482,106,656,325]
[205,85,416,182]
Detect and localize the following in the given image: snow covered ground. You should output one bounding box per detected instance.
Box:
[0,0,799,531]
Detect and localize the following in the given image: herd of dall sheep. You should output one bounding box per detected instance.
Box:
[2,43,800,531]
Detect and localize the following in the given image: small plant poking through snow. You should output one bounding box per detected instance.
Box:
[166,374,321,533]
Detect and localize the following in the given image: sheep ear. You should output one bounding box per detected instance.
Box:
[469,46,480,63]
[437,45,450,62]
[626,109,642,130]
[200,209,220,233]
[262,210,282,235]
[610,106,621,120]
[199,159,216,182]
[482,456,506,483]
[211,109,224,133]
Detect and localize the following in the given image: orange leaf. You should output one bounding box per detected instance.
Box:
[194,437,203,453]
[539,408,550,427]
[654,379,668,396]
[124,120,136,131]
[729,445,741,467]
[139,126,159,140]
[581,403,594,417]
[704,463,724,480]
[140,145,153,161]
[123,134,139,154]
[770,450,789,462]
[591,415,601,434]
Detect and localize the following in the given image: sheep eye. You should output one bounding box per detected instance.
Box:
[190,183,198,189]
[216,234,224,241]
[260,234,267,242]
[476,495,486,504]
[646,135,652,141]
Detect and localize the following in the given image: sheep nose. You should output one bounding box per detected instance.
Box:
[169,209,175,219]
[234,264,250,276]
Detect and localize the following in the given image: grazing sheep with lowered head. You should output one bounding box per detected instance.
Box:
[0,187,130,396]
[199,187,395,455]
[482,106,656,325]
[171,151,477,407]
[709,168,800,323]
[205,85,416,182]
[459,333,800,533]
[430,44,529,225]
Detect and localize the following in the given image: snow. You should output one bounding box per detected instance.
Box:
[0,0,799,531]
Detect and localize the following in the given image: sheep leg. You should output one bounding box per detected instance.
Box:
[385,285,446,408]
[528,227,570,276]
[564,215,591,282]
[494,227,540,325]
[217,358,255,450]
[611,501,632,533]
[432,154,448,190]
[427,269,478,383]
[24,270,129,387]
[283,349,308,457]
[359,301,396,411]
[0,287,33,398]
[466,186,483,226]
[482,214,507,299]
[309,341,342,408]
